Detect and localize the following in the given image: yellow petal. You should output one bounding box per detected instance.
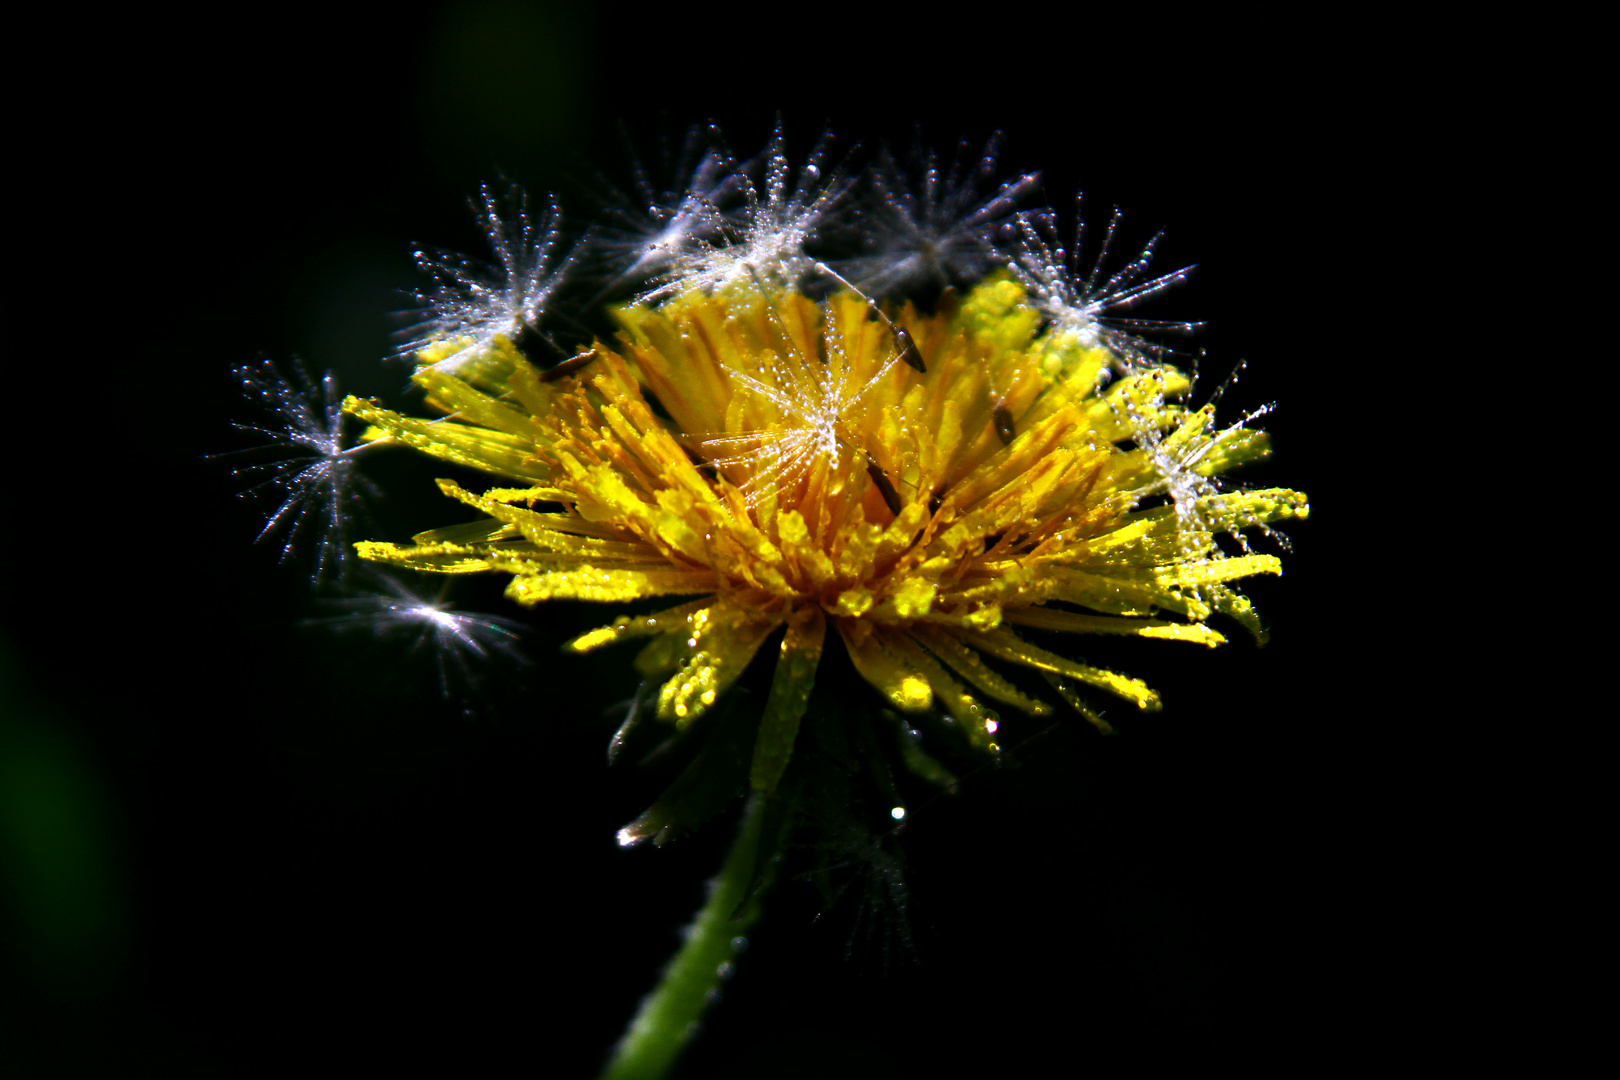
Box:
[1003,607,1226,648]
[968,627,1161,711]
[839,622,933,713]
[565,598,716,654]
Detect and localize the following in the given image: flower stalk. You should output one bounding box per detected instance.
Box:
[602,794,771,1080]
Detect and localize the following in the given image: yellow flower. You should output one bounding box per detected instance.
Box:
[344,274,1307,828]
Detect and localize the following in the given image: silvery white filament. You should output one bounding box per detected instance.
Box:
[401,182,576,370]
[1008,197,1203,368]
[693,302,902,507]
[228,358,379,583]
[840,134,1039,297]
[640,125,849,302]
[302,572,529,701]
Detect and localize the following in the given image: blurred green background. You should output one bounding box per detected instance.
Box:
[6,2,1391,1075]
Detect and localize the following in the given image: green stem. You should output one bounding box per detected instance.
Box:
[601,795,770,1080]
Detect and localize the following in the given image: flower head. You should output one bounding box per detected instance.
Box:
[260,141,1311,1080]
[345,270,1307,829]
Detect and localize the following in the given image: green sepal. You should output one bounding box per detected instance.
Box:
[616,692,755,847]
[748,610,825,795]
[886,710,959,791]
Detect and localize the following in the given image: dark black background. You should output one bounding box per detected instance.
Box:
[4,4,1401,1075]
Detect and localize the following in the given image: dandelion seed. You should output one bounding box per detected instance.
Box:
[840,133,1039,297]
[303,571,528,704]
[1008,195,1203,367]
[1119,364,1285,566]
[799,811,914,968]
[402,181,577,372]
[692,290,908,507]
[641,125,848,302]
[583,124,744,291]
[225,358,380,583]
